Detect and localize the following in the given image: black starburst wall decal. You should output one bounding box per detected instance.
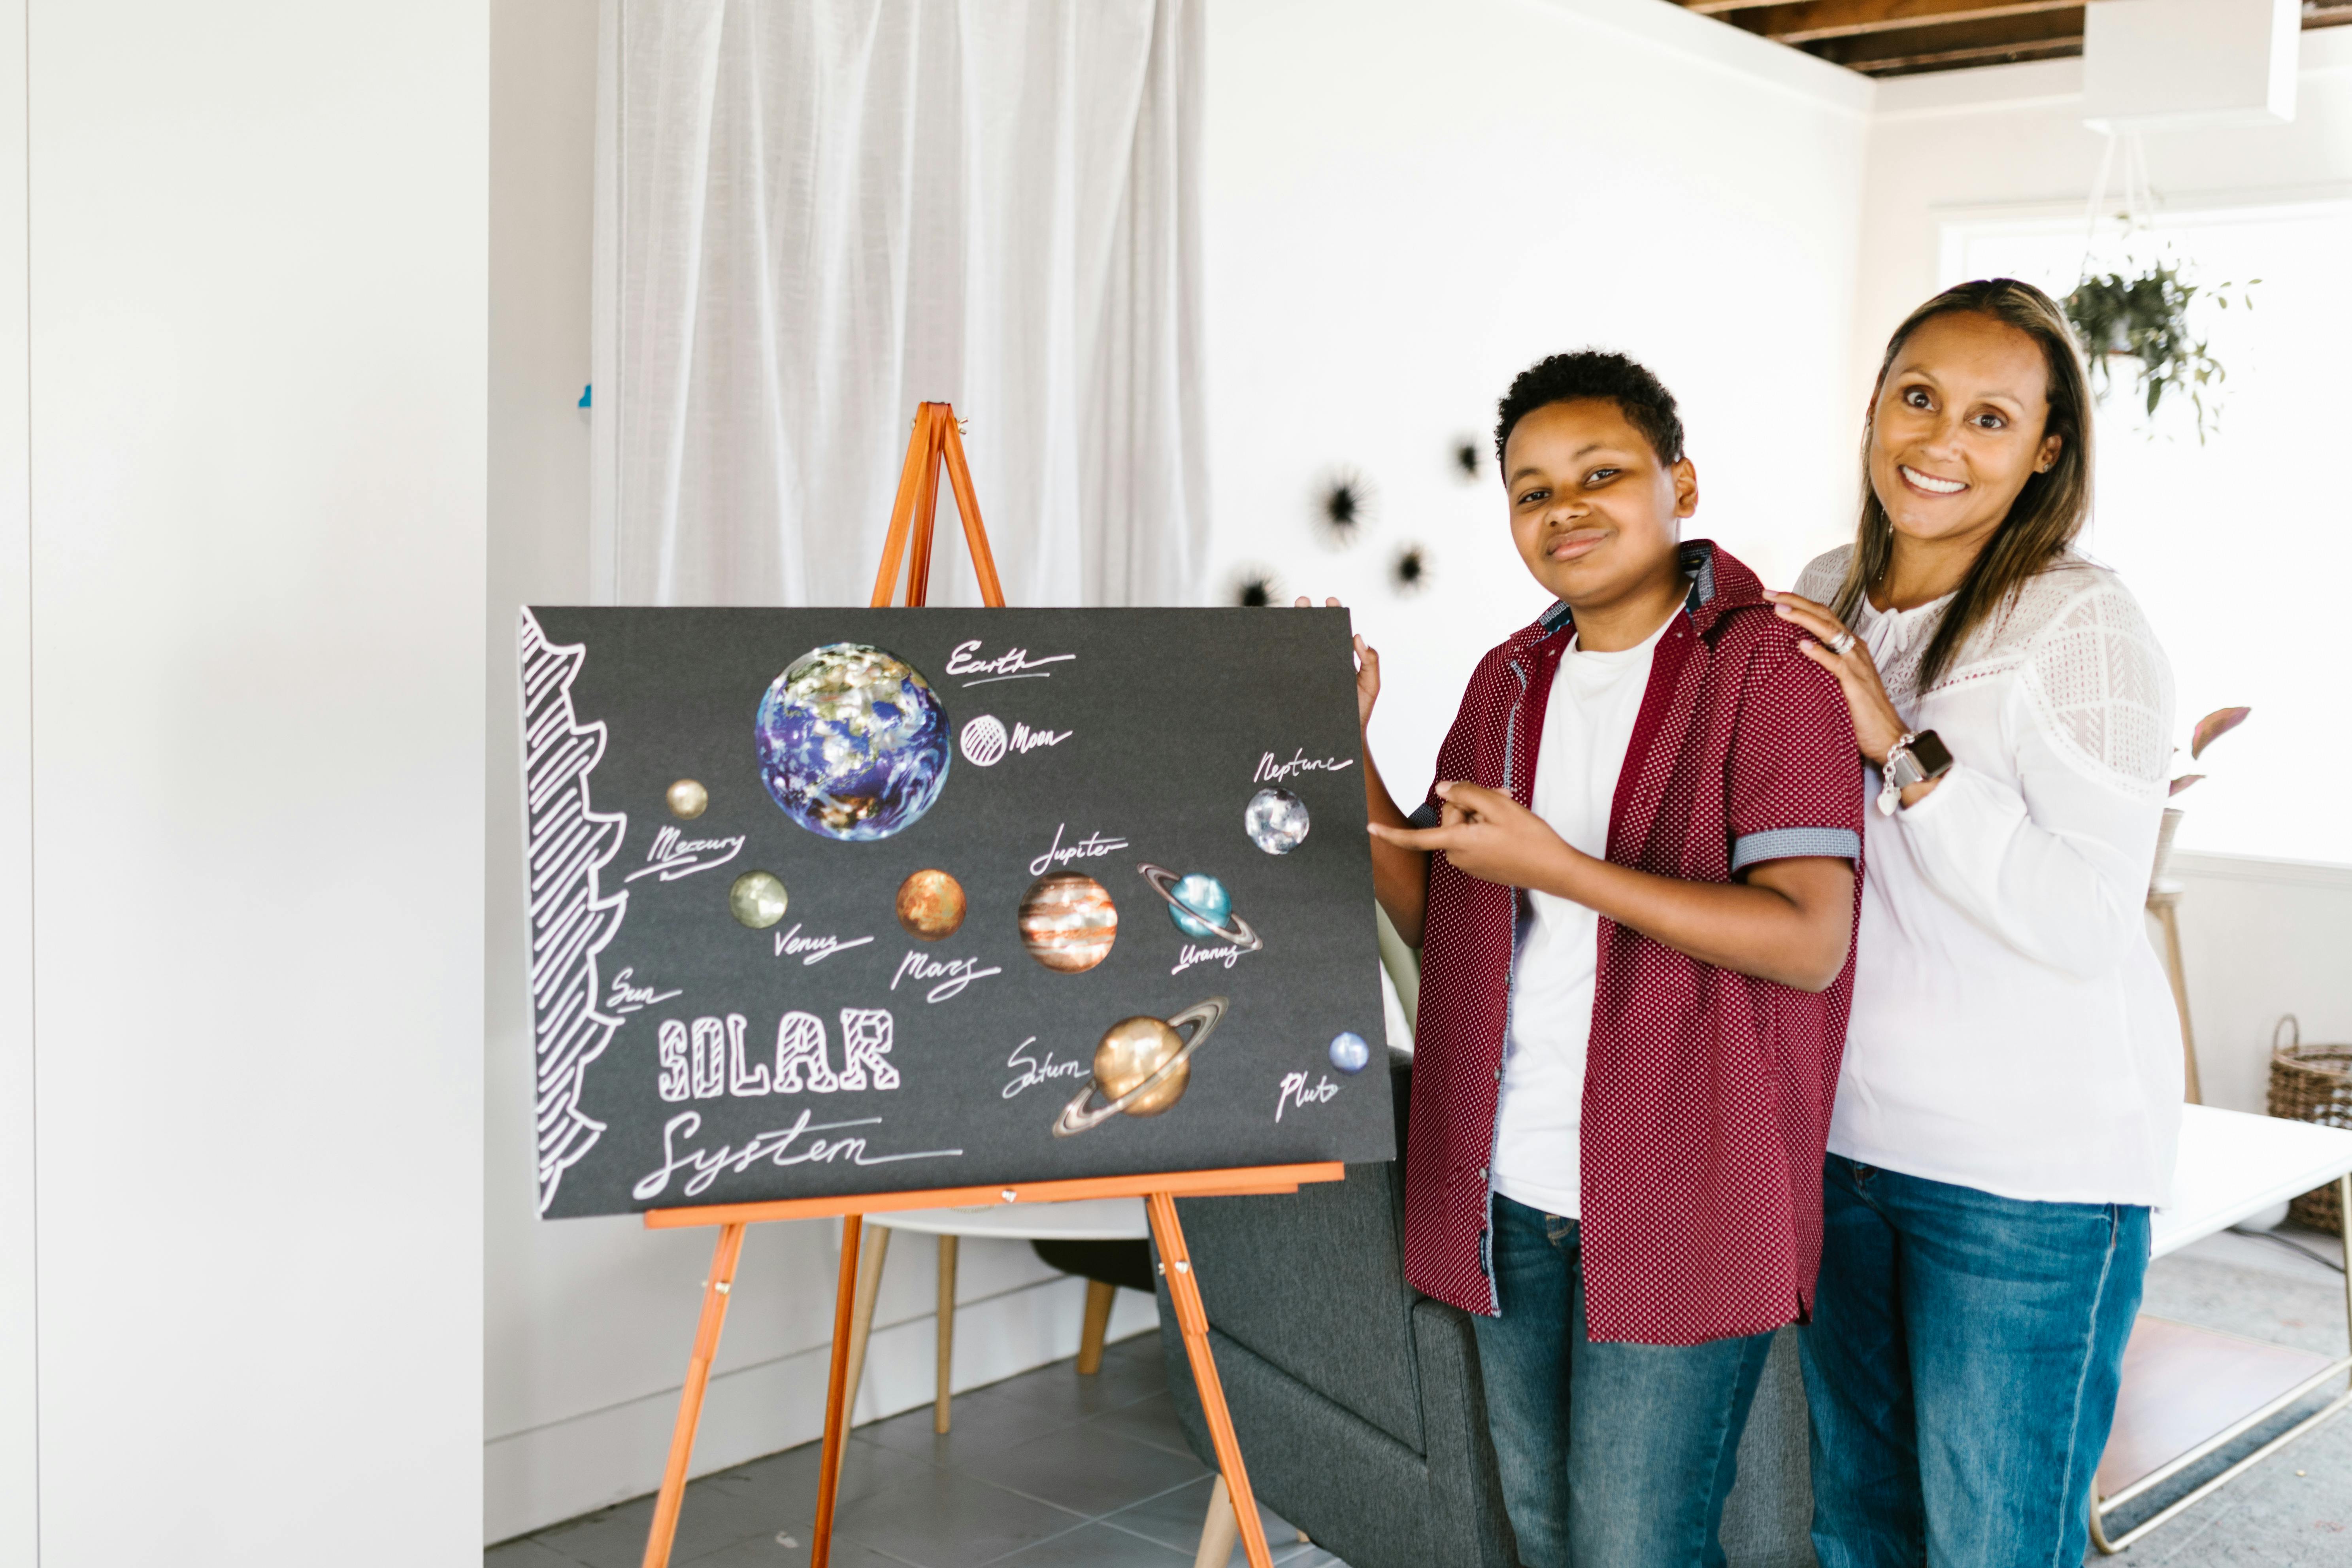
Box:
[1452,438,1481,481]
[1391,543,1432,596]
[1314,468,1373,547]
[1227,564,1284,607]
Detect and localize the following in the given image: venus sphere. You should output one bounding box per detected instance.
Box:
[896,868,967,941]
[1328,1029,1371,1074]
[756,642,950,841]
[1245,787,1310,854]
[728,870,790,930]
[1017,873,1118,972]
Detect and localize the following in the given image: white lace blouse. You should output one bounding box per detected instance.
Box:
[1796,546,2183,1207]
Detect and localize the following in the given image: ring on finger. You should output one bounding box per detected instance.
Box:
[1826,629,1856,656]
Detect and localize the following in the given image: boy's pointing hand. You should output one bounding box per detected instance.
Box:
[1367,781,1577,892]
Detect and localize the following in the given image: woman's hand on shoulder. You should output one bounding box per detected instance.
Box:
[1294,594,1380,730]
[1764,591,1908,765]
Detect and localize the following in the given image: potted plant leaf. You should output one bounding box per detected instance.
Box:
[2064,263,2255,443]
[2151,705,2251,891]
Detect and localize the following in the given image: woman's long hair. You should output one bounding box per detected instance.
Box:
[1831,278,2095,692]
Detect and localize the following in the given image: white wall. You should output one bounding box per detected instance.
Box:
[481,3,1154,1542]
[2164,852,2352,1117]
[1203,0,1874,800]
[16,3,487,1565]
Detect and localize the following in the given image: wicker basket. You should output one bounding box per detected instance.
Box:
[2268,1015,2352,1234]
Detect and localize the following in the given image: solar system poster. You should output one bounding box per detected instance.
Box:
[517,606,1397,1219]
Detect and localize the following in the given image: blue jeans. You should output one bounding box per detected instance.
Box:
[1469,1194,1774,1568]
[1801,1155,2150,1568]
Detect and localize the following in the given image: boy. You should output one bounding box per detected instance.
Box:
[1354,353,1861,1566]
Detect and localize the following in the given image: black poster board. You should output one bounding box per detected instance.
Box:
[519,606,1396,1219]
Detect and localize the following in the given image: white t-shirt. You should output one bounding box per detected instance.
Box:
[1490,611,1675,1219]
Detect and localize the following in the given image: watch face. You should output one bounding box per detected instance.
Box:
[1911,730,1955,776]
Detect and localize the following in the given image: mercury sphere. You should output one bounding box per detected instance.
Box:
[1164,873,1232,940]
[1017,873,1118,972]
[728,870,790,930]
[1093,1016,1190,1117]
[1328,1029,1371,1074]
[896,868,967,941]
[1245,787,1311,854]
[666,778,709,819]
[756,642,951,841]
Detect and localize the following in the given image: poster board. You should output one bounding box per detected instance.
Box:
[519,605,1395,1219]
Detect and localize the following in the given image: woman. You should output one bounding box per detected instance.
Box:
[1767,278,2179,1567]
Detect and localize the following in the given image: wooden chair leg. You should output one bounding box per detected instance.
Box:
[1077,1278,1116,1375]
[934,1234,958,1434]
[1192,1473,1239,1568]
[828,1222,891,1490]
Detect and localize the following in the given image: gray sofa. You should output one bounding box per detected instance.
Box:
[1154,1049,1816,1568]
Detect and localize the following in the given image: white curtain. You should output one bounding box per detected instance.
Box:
[593,0,1207,609]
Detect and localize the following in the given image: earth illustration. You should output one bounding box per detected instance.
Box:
[756,642,951,840]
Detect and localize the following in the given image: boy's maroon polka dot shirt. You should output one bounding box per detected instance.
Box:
[1403,541,1864,1346]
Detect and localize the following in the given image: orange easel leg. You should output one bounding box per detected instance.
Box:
[810,1213,865,1568]
[1148,1193,1275,1568]
[641,1222,748,1568]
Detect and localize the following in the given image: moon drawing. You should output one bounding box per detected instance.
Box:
[959,715,1008,767]
[756,642,951,841]
[728,870,789,930]
[1137,864,1262,952]
[1244,787,1310,854]
[1017,873,1118,972]
[896,868,967,941]
[1052,998,1229,1136]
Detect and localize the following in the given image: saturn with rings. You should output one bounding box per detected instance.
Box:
[1136,863,1263,952]
[1052,997,1229,1136]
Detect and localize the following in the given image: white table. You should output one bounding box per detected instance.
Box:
[833,1198,1152,1439]
[2095,1104,2352,1552]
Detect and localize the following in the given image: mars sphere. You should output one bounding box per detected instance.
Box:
[728,870,790,930]
[1017,873,1118,973]
[896,868,967,941]
[1245,787,1310,854]
[756,642,950,841]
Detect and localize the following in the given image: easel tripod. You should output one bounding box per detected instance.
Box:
[634,402,1339,1568]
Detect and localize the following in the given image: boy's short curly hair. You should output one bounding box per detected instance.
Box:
[1494,351,1685,471]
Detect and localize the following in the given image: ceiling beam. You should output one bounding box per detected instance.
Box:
[1807,9,2085,71]
[1731,0,2098,44]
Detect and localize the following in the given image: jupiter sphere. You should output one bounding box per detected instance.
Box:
[896,868,967,941]
[1017,874,1118,973]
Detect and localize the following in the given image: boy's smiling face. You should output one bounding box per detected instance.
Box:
[1503,397,1698,619]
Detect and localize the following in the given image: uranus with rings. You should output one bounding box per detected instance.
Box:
[1165,873,1230,940]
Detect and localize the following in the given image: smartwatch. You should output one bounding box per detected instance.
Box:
[1878,730,1954,815]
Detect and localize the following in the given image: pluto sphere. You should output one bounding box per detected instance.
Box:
[756,643,950,841]
[1245,787,1310,854]
[728,870,790,930]
[1093,1016,1190,1117]
[1328,1030,1371,1074]
[896,868,967,941]
[1017,874,1118,972]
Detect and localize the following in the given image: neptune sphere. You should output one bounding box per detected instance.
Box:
[1165,873,1232,940]
[1328,1030,1371,1074]
[756,643,950,841]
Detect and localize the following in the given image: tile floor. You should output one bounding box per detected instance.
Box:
[489,1330,1340,1568]
[493,1228,2352,1568]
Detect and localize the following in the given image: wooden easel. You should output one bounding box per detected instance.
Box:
[635,402,1339,1568]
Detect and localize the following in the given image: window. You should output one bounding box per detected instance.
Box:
[1942,200,2352,866]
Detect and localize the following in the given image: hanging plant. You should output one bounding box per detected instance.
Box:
[2168,704,2251,797]
[1313,468,1373,547]
[2063,262,2255,442]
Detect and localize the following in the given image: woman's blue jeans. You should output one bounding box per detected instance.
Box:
[1469,1194,1774,1568]
[1801,1155,2150,1568]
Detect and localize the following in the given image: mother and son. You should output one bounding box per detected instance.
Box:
[1321,277,2181,1567]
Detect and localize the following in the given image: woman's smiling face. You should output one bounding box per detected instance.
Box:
[1869,309,2063,553]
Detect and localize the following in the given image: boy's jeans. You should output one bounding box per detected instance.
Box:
[1800,1155,2150,1568]
[1469,1195,1774,1568]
